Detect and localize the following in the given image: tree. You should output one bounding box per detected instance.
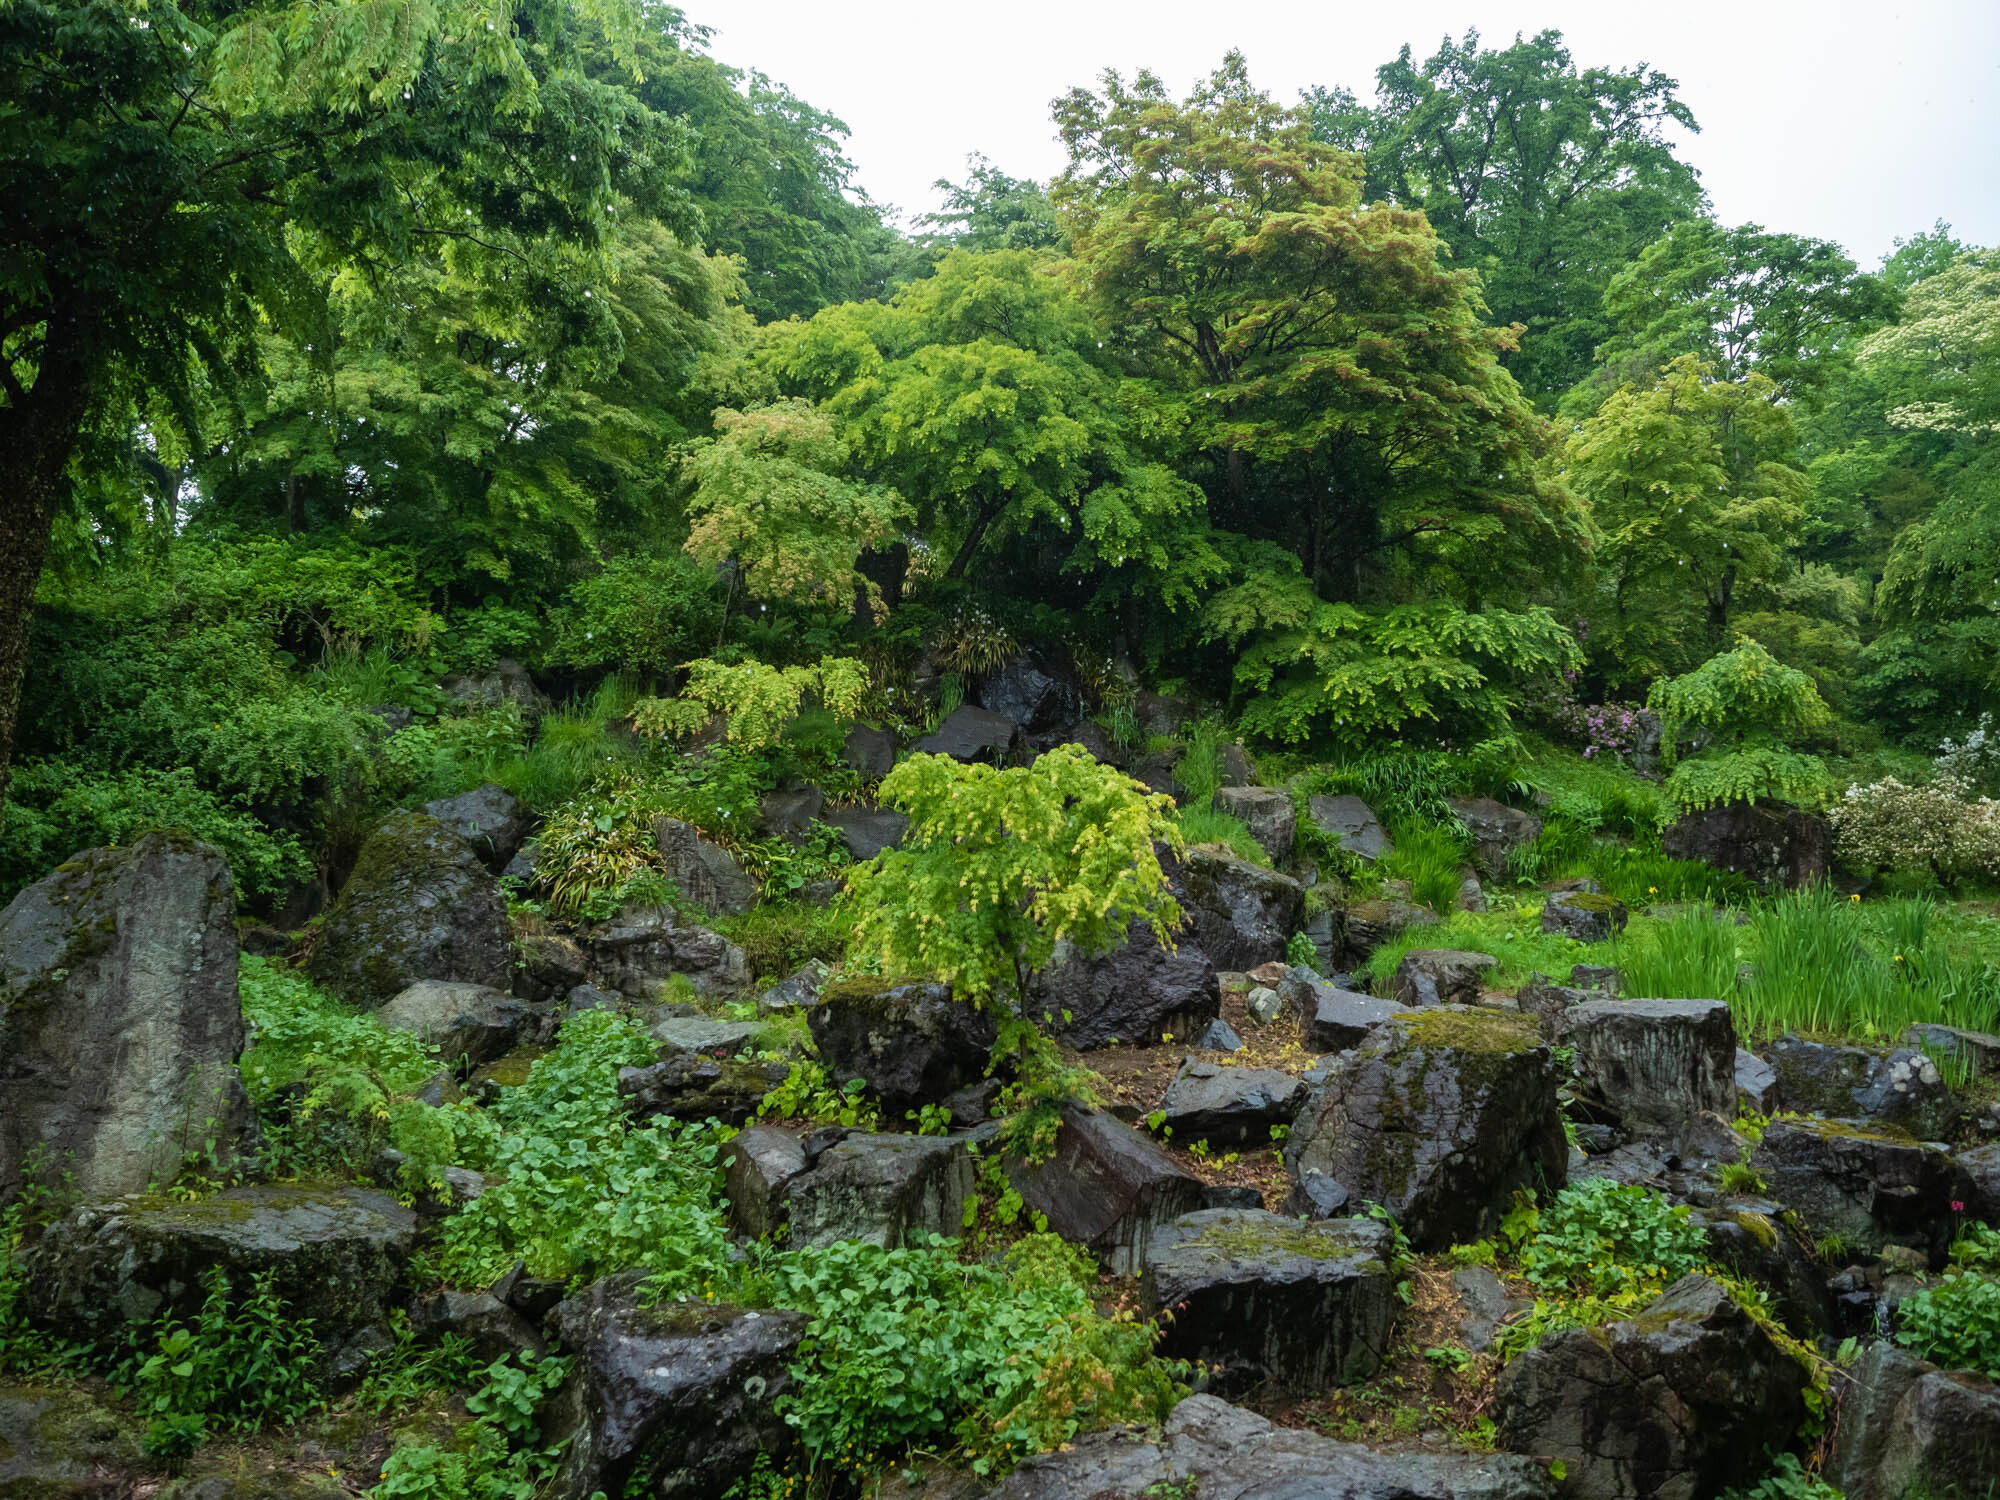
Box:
[1649,638,1833,812]
[0,0,673,804]
[1308,29,1705,403]
[922,155,1065,252]
[1566,356,1809,682]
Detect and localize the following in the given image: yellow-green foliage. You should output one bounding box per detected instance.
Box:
[1650,639,1833,811]
[632,655,868,751]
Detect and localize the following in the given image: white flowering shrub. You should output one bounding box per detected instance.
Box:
[1937,715,2000,797]
[1830,774,2000,885]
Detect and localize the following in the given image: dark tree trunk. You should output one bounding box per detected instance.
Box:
[944,495,1007,581]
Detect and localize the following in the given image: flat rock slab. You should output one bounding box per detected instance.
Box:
[375,980,532,1067]
[1278,967,1407,1051]
[1307,795,1391,862]
[650,1017,758,1058]
[1142,1209,1396,1395]
[914,705,1018,762]
[1008,1106,1209,1276]
[785,1132,974,1250]
[1564,998,1738,1132]
[1159,1062,1306,1146]
[1390,948,1497,1007]
[821,804,908,860]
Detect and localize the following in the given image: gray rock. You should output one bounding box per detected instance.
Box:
[1768,1034,1959,1140]
[1390,948,1498,1007]
[1219,743,1257,788]
[650,1016,758,1058]
[1285,1009,1566,1251]
[1195,1017,1245,1053]
[374,981,532,1068]
[1454,1264,1511,1353]
[1279,967,1409,1051]
[821,803,908,860]
[1141,1210,1396,1395]
[1695,1205,1837,1341]
[1737,1048,1780,1113]
[1572,963,1620,992]
[1515,973,1594,1039]
[564,982,623,1017]
[1132,690,1189,739]
[514,932,590,1004]
[914,705,1019,763]
[1007,1107,1209,1275]
[1564,999,1738,1133]
[620,1055,789,1128]
[1307,795,1391,862]
[1457,868,1488,913]
[1030,919,1220,1049]
[0,1382,144,1491]
[1959,1142,2000,1221]
[785,1132,974,1250]
[1245,986,1284,1026]
[1282,1172,1352,1219]
[422,783,528,871]
[308,811,511,1005]
[23,1183,415,1350]
[546,1271,806,1500]
[502,838,541,885]
[1301,906,1343,972]
[652,816,760,917]
[1904,1021,2000,1077]
[806,981,996,1113]
[1752,1117,1974,1266]
[1446,796,1544,879]
[438,658,548,722]
[585,904,750,1000]
[1340,898,1440,967]
[1167,848,1305,971]
[758,960,828,1015]
[1160,1062,1306,1146]
[982,1391,1557,1500]
[723,1125,809,1241]
[1541,889,1629,943]
[1493,1273,1806,1500]
[842,723,897,779]
[979,655,1080,732]
[412,1289,545,1365]
[1212,786,1296,863]
[1661,798,1831,889]
[1827,1342,2000,1500]
[0,833,245,1201]
[756,787,824,843]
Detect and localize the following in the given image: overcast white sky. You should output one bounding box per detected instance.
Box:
[697,0,1999,266]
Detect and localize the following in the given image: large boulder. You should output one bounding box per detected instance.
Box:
[1766,1035,1958,1141]
[1212,786,1296,864]
[0,833,245,1201]
[1447,797,1543,879]
[438,658,548,722]
[821,803,908,860]
[756,786,824,843]
[1007,1106,1209,1275]
[1751,1117,1974,1266]
[979,655,1080,732]
[422,783,529,872]
[652,816,760,918]
[1828,1342,2000,1500]
[1390,948,1498,1007]
[1694,1205,1838,1341]
[1307,795,1391,863]
[374,981,533,1068]
[546,1271,806,1500]
[982,1392,1557,1500]
[1564,999,1738,1133]
[1284,1009,1566,1251]
[1141,1210,1396,1396]
[22,1182,415,1350]
[1159,1062,1306,1147]
[1515,973,1597,1040]
[785,1132,974,1250]
[1166,848,1304,971]
[584,904,749,1000]
[842,723,897,779]
[807,981,996,1113]
[1541,889,1629,943]
[619,1054,789,1128]
[1340,897,1439,966]
[1493,1274,1807,1500]
[1029,919,1220,1049]
[914,705,1018,763]
[1278,967,1408,1051]
[1661,799,1831,889]
[722,1125,809,1241]
[307,811,510,1005]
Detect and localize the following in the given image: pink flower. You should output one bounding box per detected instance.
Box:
[1953,1200,1968,1213]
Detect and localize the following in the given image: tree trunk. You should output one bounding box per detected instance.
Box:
[944,495,1007,581]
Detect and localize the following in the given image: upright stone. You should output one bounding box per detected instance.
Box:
[1212,787,1296,863]
[1306,795,1391,862]
[1446,797,1543,879]
[1029,919,1220,1049]
[652,816,759,917]
[1564,999,1738,1133]
[0,833,245,1200]
[1007,1107,1209,1275]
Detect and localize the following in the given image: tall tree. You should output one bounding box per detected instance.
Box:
[0,0,674,804]
[1308,29,1704,403]
[922,155,1065,253]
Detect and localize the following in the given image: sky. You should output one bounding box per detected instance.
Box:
[697,0,2000,267]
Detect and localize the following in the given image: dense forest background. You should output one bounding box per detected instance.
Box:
[1,0,1994,907]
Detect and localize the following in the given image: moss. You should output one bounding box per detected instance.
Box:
[1554,892,1624,914]
[469,1045,546,1093]
[1394,1008,1540,1056]
[1731,1211,1780,1251]
[815,976,934,1012]
[1788,1115,1921,1147]
[1182,1218,1384,1265]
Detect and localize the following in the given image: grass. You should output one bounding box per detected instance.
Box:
[1374,819,1470,914]
[1172,716,1231,809]
[1177,806,1269,867]
[1359,904,1597,992]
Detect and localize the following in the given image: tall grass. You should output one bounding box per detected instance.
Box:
[1616,904,1744,1004]
[1177,806,1269,867]
[1377,819,1471,914]
[1359,907,1593,992]
[1173,717,1231,810]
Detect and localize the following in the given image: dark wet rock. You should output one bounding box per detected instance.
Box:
[502,838,541,886]
[23,1183,415,1349]
[1132,690,1189,740]
[979,655,1080,732]
[1959,1142,2000,1221]
[1572,963,1620,993]
[1389,948,1497,1007]
[584,904,750,1000]
[412,1289,545,1364]
[1195,1016,1245,1052]
[1281,1172,1352,1220]
[1737,1049,1780,1113]
[945,1078,1002,1128]
[1029,919,1220,1049]
[1542,889,1629,943]
[1661,798,1831,889]
[1284,1009,1565,1251]
[1218,743,1257,788]
[1301,906,1343,972]
[546,1270,806,1500]
[981,1391,1557,1500]
[513,932,590,1005]
[308,811,510,1005]
[1564,998,1738,1133]
[375,981,533,1068]
[914,705,1019,763]
[1767,1034,1958,1140]
[1457,868,1488,913]
[0,833,245,1201]
[1307,795,1391,863]
[650,1016,758,1058]
[1212,786,1296,864]
[842,723,897,779]
[1515,973,1595,1039]
[1752,1117,1974,1266]
[422,783,528,871]
[723,1125,808,1241]
[1165,847,1304,972]
[1338,898,1438,967]
[1493,1273,1806,1500]
[1454,1264,1511,1353]
[620,1055,788,1129]
[652,816,760,918]
[1028,719,1122,764]
[1159,1062,1306,1147]
[1006,1107,1208,1275]
[564,982,623,1018]
[758,960,828,1015]
[785,1133,974,1250]
[1141,1210,1396,1396]
[757,787,825,843]
[1828,1342,2000,1500]
[1694,1205,1837,1341]
[1447,796,1544,879]
[1904,1022,2000,1077]
[1278,967,1407,1051]
[822,803,909,860]
[807,981,996,1113]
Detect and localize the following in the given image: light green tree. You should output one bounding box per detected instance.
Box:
[1649,638,1833,812]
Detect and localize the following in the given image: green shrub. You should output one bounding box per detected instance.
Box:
[373,1350,573,1499]
[1514,1180,1708,1297]
[128,1267,322,1437]
[1895,1273,2000,1379]
[719,900,846,981]
[547,554,725,682]
[1172,717,1231,810]
[1720,1453,1843,1500]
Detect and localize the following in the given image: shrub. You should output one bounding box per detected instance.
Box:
[1937,713,2000,797]
[548,554,724,681]
[1514,1179,1708,1298]
[1650,639,1833,812]
[128,1267,322,1436]
[632,656,869,751]
[1895,1273,2000,1380]
[1830,774,2000,887]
